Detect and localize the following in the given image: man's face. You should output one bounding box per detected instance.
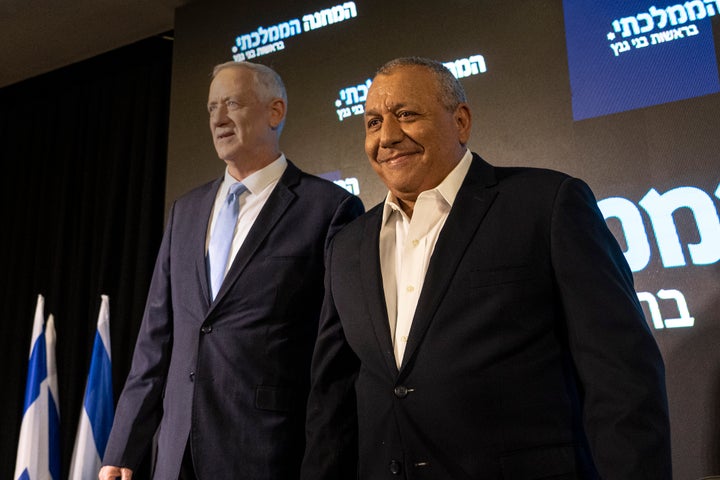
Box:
[364,65,471,203]
[207,68,278,164]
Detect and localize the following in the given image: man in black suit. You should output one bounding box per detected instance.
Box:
[99,61,364,479]
[301,57,671,479]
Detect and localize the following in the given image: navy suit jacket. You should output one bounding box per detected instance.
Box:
[104,160,364,479]
[302,154,671,479]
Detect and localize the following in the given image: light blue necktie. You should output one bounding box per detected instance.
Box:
[208,182,247,300]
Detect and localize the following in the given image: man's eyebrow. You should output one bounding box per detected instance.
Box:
[364,102,408,116]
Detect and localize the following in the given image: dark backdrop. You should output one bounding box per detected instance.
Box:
[167,0,720,478]
[0,35,172,478]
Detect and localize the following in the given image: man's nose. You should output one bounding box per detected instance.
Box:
[210,105,228,126]
[379,116,403,147]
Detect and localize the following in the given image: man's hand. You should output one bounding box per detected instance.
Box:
[99,465,133,480]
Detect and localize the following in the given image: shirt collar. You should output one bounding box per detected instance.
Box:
[381,149,473,225]
[221,154,287,196]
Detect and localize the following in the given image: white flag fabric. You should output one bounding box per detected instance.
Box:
[69,294,114,480]
[14,295,61,480]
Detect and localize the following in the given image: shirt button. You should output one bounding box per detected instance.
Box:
[189,371,195,382]
[406,285,414,293]
[201,325,213,334]
[389,459,402,475]
[394,385,409,398]
[412,239,419,247]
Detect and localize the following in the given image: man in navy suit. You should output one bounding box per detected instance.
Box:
[99,61,364,479]
[301,57,671,479]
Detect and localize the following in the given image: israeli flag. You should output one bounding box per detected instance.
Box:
[14,294,61,480]
[69,295,114,479]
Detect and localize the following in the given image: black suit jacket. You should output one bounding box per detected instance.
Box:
[103,160,364,479]
[302,154,671,479]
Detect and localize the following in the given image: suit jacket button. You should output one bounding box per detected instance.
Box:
[201,325,213,334]
[394,385,409,398]
[389,459,402,475]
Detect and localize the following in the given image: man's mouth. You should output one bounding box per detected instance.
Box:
[378,151,419,164]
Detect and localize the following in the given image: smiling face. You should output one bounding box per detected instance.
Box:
[364,65,471,207]
[207,67,285,176]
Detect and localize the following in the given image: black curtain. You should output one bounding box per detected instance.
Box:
[0,34,172,478]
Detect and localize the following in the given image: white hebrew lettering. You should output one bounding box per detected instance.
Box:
[469,55,487,74]
[278,22,290,38]
[258,27,269,44]
[657,289,695,327]
[336,107,351,121]
[302,14,314,31]
[343,87,359,105]
[357,79,372,102]
[343,1,357,17]
[320,9,334,26]
[598,197,652,272]
[639,186,720,268]
[706,0,720,15]
[455,59,473,78]
[268,26,280,42]
[637,12,655,32]
[637,292,665,329]
[288,19,302,35]
[650,6,669,28]
[250,31,260,48]
[667,4,689,24]
[610,40,632,56]
[334,177,360,195]
[685,0,708,19]
[237,34,252,51]
[442,55,487,78]
[230,3,358,58]
[632,36,650,48]
[614,17,641,37]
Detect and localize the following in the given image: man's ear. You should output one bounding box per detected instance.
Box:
[268,98,286,130]
[455,103,472,144]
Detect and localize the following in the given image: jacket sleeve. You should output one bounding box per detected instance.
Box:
[301,237,360,480]
[102,202,176,470]
[551,177,672,478]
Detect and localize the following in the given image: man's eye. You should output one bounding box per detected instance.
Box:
[398,111,415,119]
[367,118,381,129]
[226,100,239,108]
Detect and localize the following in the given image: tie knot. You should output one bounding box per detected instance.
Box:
[227,182,246,202]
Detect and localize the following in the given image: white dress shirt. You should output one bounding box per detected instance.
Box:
[379,149,473,367]
[206,155,287,278]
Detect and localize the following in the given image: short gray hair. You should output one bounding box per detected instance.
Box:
[212,61,287,105]
[375,56,466,111]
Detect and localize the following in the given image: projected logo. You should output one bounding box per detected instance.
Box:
[334,54,487,122]
[563,0,720,120]
[317,171,360,195]
[599,181,720,329]
[230,2,358,61]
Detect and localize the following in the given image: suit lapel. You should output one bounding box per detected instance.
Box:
[359,207,399,375]
[399,155,498,373]
[208,161,300,310]
[196,177,223,309]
